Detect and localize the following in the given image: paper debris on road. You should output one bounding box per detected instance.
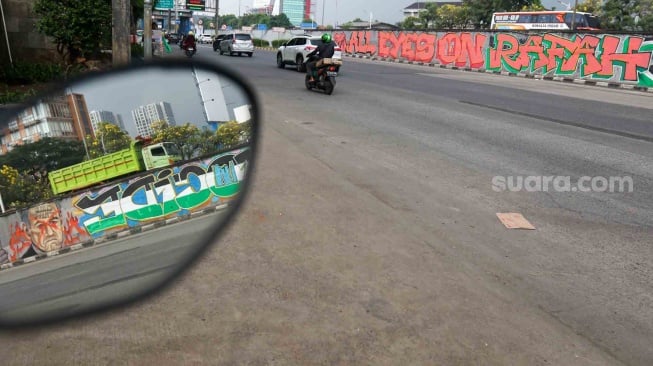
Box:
[496,213,536,230]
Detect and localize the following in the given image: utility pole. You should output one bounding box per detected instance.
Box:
[214,0,220,33]
[144,0,153,61]
[571,0,579,30]
[112,0,131,66]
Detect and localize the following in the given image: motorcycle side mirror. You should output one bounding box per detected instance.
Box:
[0,58,259,328]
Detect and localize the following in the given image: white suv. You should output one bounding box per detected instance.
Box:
[276,36,342,72]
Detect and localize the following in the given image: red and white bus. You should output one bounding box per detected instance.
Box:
[490,11,601,31]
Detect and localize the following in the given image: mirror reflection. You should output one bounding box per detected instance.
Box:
[0,64,254,325]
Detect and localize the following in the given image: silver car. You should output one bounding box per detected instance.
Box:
[219,33,254,57]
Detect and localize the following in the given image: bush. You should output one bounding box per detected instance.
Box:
[252,38,270,47]
[0,62,64,85]
[131,43,144,57]
[271,39,290,48]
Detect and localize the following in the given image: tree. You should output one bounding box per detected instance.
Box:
[602,0,639,30]
[401,16,423,29]
[216,121,249,149]
[638,0,653,31]
[150,121,205,160]
[419,3,441,28]
[576,0,603,13]
[220,14,240,28]
[436,5,473,29]
[85,122,132,158]
[269,14,293,28]
[34,0,112,64]
[0,165,53,209]
[0,138,86,175]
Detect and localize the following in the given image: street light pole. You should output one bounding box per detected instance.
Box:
[214,0,220,34]
[571,0,579,30]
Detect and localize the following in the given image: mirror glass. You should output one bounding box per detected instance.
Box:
[0,61,256,326]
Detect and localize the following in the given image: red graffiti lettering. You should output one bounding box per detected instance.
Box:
[415,33,436,63]
[63,212,90,245]
[401,33,417,61]
[437,33,485,68]
[597,35,650,81]
[347,31,376,54]
[9,222,31,262]
[378,31,403,59]
[333,32,348,53]
[488,34,521,70]
[518,35,547,70]
[559,35,602,74]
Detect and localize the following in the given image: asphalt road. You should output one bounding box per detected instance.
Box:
[0,209,229,325]
[0,45,651,365]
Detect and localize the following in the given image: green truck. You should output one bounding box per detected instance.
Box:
[48,140,182,195]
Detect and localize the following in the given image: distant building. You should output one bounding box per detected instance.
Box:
[0,93,94,154]
[89,110,125,134]
[131,102,177,138]
[403,1,463,19]
[280,0,305,26]
[345,21,401,30]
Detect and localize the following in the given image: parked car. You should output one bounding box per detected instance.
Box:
[276,36,342,72]
[199,34,213,44]
[212,34,226,51]
[219,33,254,57]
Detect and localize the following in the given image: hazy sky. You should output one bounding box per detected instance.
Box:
[213,0,564,26]
[72,65,251,137]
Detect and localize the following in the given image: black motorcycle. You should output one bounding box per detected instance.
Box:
[304,56,341,95]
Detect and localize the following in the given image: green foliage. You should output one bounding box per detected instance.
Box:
[34,0,112,64]
[272,39,290,48]
[401,16,423,29]
[269,14,293,28]
[0,165,53,210]
[252,38,270,47]
[436,4,473,29]
[151,121,208,160]
[0,87,37,103]
[85,122,132,159]
[0,138,85,208]
[216,121,251,149]
[131,43,144,57]
[576,0,604,13]
[0,62,64,85]
[0,137,86,174]
[219,14,240,28]
[601,0,639,30]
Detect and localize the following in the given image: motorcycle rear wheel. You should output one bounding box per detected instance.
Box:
[304,75,312,90]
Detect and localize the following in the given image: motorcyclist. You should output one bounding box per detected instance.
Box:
[182,31,197,54]
[306,33,335,82]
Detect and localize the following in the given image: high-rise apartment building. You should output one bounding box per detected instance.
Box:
[131,102,177,138]
[89,110,125,134]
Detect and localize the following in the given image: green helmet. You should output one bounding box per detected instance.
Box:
[321,33,331,43]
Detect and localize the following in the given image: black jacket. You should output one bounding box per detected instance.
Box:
[307,41,335,60]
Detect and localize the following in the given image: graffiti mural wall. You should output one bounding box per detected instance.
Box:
[0,148,250,264]
[327,30,653,87]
